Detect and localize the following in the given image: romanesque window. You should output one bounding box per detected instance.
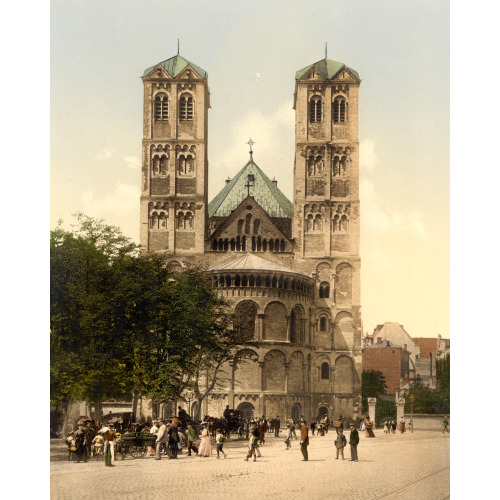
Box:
[340,215,349,232]
[234,301,257,341]
[313,214,323,231]
[177,211,194,230]
[155,93,169,121]
[333,156,347,177]
[321,362,330,380]
[179,95,194,121]
[308,155,324,176]
[310,97,322,123]
[150,211,167,229]
[320,316,327,332]
[253,219,260,234]
[178,154,194,175]
[333,96,347,123]
[319,282,330,298]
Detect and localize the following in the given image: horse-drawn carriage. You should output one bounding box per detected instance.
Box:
[203,410,244,439]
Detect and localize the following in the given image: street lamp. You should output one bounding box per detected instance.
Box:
[410,395,414,433]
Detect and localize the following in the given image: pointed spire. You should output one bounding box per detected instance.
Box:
[177,39,180,55]
[325,42,327,59]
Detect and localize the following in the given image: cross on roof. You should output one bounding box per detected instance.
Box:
[247,138,255,153]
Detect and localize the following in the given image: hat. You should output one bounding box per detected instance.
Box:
[350,422,355,427]
[153,419,159,423]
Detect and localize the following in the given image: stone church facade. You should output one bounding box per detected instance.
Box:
[139,54,363,423]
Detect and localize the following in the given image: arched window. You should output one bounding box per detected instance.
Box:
[179,96,194,121]
[332,215,340,232]
[253,219,260,234]
[340,215,349,232]
[321,362,330,380]
[245,213,252,234]
[320,316,327,332]
[159,155,167,174]
[333,96,347,123]
[310,97,322,123]
[313,214,322,231]
[177,212,185,229]
[152,156,160,175]
[319,282,330,298]
[155,93,169,121]
[306,214,314,232]
[237,219,244,234]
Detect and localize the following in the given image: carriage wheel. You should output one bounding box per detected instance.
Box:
[129,443,147,458]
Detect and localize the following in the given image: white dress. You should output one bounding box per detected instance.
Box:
[198,428,212,457]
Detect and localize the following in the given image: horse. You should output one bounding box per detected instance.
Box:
[203,415,229,438]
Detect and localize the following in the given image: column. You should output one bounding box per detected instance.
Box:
[396,397,405,424]
[286,315,291,342]
[367,397,377,423]
[257,313,264,341]
[258,362,265,417]
[284,362,290,418]
[228,361,235,408]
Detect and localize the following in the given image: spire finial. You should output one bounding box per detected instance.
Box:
[247,138,255,161]
[325,42,327,59]
[178,39,180,55]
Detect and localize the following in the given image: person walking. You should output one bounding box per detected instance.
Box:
[155,420,168,460]
[384,419,390,434]
[186,422,198,456]
[274,416,280,437]
[246,428,259,461]
[147,419,159,456]
[311,419,317,435]
[300,419,309,461]
[104,423,116,467]
[92,433,104,460]
[73,423,88,463]
[400,416,406,433]
[284,425,292,450]
[198,422,212,457]
[334,429,347,460]
[442,416,450,433]
[391,419,396,434]
[215,430,227,459]
[365,416,375,438]
[349,422,359,462]
[168,421,179,459]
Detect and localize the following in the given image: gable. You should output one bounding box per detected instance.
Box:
[331,67,358,82]
[208,196,291,244]
[177,64,204,80]
[303,68,325,81]
[144,64,172,79]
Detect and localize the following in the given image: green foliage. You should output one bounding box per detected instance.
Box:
[375,398,396,424]
[50,214,237,415]
[361,370,388,413]
[405,355,450,415]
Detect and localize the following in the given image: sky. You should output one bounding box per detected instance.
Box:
[50,0,450,339]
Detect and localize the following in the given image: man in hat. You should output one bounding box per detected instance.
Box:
[168,420,179,459]
[148,419,159,456]
[104,423,116,467]
[349,422,359,462]
[155,420,168,460]
[274,416,280,437]
[300,419,309,461]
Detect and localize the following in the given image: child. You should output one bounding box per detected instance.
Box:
[335,429,347,460]
[215,430,227,459]
[246,428,259,461]
[284,425,292,450]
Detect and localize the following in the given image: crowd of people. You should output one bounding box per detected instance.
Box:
[68,410,439,467]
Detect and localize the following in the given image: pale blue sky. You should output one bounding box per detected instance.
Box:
[50,0,450,339]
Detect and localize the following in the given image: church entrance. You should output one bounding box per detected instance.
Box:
[237,402,255,421]
[318,405,329,419]
[291,403,302,424]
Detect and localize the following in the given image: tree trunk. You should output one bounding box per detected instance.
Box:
[94,399,103,421]
[132,389,139,421]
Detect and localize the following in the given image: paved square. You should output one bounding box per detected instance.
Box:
[51,429,450,500]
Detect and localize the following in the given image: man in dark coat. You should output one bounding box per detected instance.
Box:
[168,422,179,459]
[73,423,88,463]
[349,422,359,462]
[274,416,280,437]
[300,419,309,461]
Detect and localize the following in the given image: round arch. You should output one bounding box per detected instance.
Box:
[237,402,255,421]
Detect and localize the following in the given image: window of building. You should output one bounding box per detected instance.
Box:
[319,282,330,298]
[155,94,169,121]
[321,362,330,379]
[310,97,322,123]
[333,97,347,123]
[180,96,194,121]
[320,316,327,331]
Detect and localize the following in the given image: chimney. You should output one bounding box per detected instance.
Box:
[272,177,278,186]
[225,177,232,184]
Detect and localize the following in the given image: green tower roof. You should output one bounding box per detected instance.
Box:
[143,54,207,78]
[208,157,293,219]
[295,58,360,81]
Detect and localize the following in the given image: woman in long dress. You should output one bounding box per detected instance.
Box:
[400,417,406,433]
[365,417,375,438]
[197,423,212,457]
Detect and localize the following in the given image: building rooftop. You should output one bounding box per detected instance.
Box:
[208,157,293,218]
[206,253,310,278]
[295,58,360,81]
[143,54,207,78]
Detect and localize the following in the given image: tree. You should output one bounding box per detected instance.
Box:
[50,215,139,418]
[361,370,388,413]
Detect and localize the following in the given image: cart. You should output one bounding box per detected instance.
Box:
[115,432,157,459]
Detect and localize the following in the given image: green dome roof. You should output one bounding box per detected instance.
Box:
[295,58,359,81]
[143,54,207,78]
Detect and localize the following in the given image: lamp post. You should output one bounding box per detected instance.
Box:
[410,395,414,433]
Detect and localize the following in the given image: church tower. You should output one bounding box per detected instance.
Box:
[140,54,210,255]
[292,57,363,415]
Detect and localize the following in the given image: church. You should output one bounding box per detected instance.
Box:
[139,52,363,423]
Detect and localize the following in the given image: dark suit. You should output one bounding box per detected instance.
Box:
[300,423,309,461]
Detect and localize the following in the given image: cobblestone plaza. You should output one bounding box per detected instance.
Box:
[51,429,449,500]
